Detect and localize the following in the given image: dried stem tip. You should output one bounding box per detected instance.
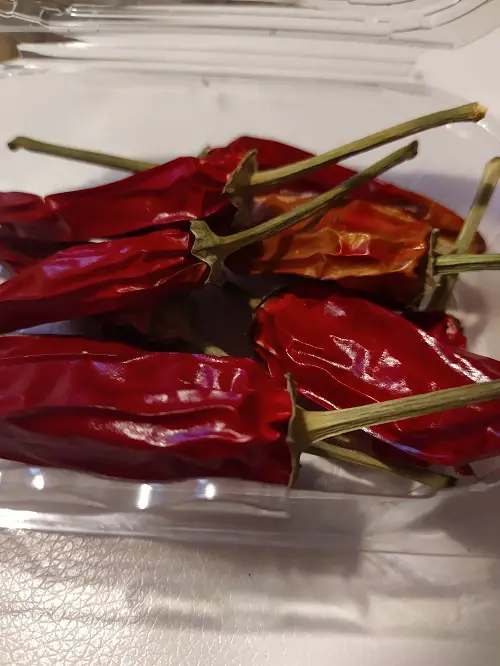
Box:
[8,136,157,173]
[426,156,500,312]
[224,102,486,196]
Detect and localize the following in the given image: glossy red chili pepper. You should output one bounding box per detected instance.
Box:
[0,151,245,243]
[0,338,293,483]
[252,284,500,467]
[0,146,418,335]
[0,227,208,334]
[210,137,485,252]
[0,333,139,360]
[0,236,66,274]
[1,334,497,485]
[405,311,467,350]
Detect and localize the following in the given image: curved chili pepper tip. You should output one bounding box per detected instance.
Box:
[192,142,418,283]
[7,136,157,173]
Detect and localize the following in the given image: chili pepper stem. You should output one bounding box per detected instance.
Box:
[8,137,157,173]
[199,342,228,356]
[298,380,500,445]
[224,103,486,200]
[309,440,454,491]
[434,253,500,274]
[426,157,500,312]
[191,142,419,284]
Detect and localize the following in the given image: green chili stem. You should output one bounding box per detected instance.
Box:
[8,136,157,173]
[435,253,500,274]
[309,440,454,491]
[426,156,500,312]
[298,380,500,446]
[191,141,418,283]
[224,103,486,196]
[199,342,228,356]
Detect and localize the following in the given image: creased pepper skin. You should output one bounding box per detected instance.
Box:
[228,195,431,305]
[0,152,244,243]
[253,284,500,467]
[210,136,485,252]
[0,227,208,334]
[0,338,293,484]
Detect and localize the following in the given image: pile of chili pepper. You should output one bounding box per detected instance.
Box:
[0,100,499,492]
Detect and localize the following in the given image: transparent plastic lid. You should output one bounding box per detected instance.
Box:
[2,0,499,86]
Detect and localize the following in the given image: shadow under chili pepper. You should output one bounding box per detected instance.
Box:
[409,483,500,559]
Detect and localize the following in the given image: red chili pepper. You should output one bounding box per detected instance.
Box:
[0,334,496,485]
[0,151,245,243]
[405,311,467,350]
[227,194,490,306]
[252,284,500,467]
[0,236,66,275]
[228,195,433,305]
[210,136,485,252]
[0,228,207,334]
[7,104,486,248]
[0,146,416,334]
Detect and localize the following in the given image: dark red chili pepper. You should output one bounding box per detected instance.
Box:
[0,236,67,275]
[210,136,485,253]
[8,104,485,248]
[0,334,496,485]
[0,146,416,335]
[252,283,500,468]
[0,151,245,243]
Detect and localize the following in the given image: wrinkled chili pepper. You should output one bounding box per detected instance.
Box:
[253,283,500,467]
[8,103,486,245]
[226,193,493,306]
[0,145,417,335]
[0,151,246,243]
[209,136,485,253]
[0,334,497,485]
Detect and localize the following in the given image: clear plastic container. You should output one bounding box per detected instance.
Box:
[0,1,500,554]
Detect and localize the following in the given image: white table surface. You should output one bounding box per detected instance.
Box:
[1,27,500,666]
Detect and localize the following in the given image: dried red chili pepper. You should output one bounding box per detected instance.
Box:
[0,151,246,243]
[0,145,416,334]
[253,283,500,468]
[8,103,485,244]
[211,135,485,253]
[405,311,467,350]
[227,193,496,306]
[0,236,69,275]
[0,334,497,485]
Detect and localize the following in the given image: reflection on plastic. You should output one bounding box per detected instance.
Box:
[204,482,217,500]
[137,483,152,510]
[31,470,44,490]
